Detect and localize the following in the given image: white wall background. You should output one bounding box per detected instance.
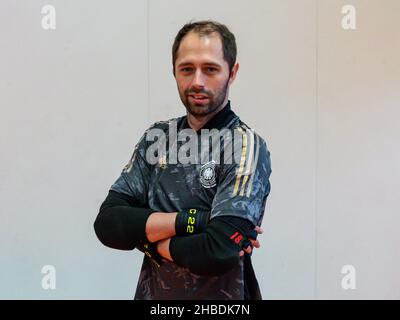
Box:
[0,0,399,299]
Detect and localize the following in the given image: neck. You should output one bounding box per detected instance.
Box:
[187,97,229,131]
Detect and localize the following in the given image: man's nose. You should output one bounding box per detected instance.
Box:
[192,69,206,88]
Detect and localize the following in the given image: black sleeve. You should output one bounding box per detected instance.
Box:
[93,190,156,250]
[169,216,254,276]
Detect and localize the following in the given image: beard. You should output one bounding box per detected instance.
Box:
[179,78,230,117]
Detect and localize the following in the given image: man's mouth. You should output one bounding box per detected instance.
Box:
[189,94,209,105]
[190,94,208,99]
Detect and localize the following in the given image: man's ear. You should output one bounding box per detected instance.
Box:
[229,62,239,85]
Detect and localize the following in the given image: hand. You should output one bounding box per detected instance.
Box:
[136,242,163,267]
[239,226,263,257]
[175,208,211,236]
[157,238,173,262]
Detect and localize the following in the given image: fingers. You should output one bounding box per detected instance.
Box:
[254,226,264,234]
[239,247,252,257]
[240,228,264,256]
[244,246,252,254]
[247,226,263,242]
[250,238,260,248]
[244,239,260,249]
[240,239,260,256]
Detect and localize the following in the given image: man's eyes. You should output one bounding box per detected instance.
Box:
[206,67,218,73]
[180,67,218,73]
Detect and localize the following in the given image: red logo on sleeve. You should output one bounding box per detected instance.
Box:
[230,231,243,245]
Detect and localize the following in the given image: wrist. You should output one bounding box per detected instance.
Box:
[175,209,211,236]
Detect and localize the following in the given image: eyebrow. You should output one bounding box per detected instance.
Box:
[177,61,222,68]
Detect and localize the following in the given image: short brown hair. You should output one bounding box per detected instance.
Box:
[172,20,237,76]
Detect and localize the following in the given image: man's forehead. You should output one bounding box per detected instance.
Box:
[176,32,224,64]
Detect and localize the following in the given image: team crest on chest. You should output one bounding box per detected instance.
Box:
[199,160,217,188]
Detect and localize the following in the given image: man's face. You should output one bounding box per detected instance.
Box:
[174,31,238,117]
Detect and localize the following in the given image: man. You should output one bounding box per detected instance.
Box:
[94,20,272,300]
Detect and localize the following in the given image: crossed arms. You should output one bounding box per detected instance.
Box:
[94,190,260,276]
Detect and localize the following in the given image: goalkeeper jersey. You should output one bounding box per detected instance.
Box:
[109,100,272,300]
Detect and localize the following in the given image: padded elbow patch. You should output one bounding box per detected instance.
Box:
[170,216,252,276]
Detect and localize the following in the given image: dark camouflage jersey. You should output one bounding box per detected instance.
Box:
[110,100,272,300]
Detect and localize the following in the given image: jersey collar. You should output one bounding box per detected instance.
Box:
[181,100,237,131]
